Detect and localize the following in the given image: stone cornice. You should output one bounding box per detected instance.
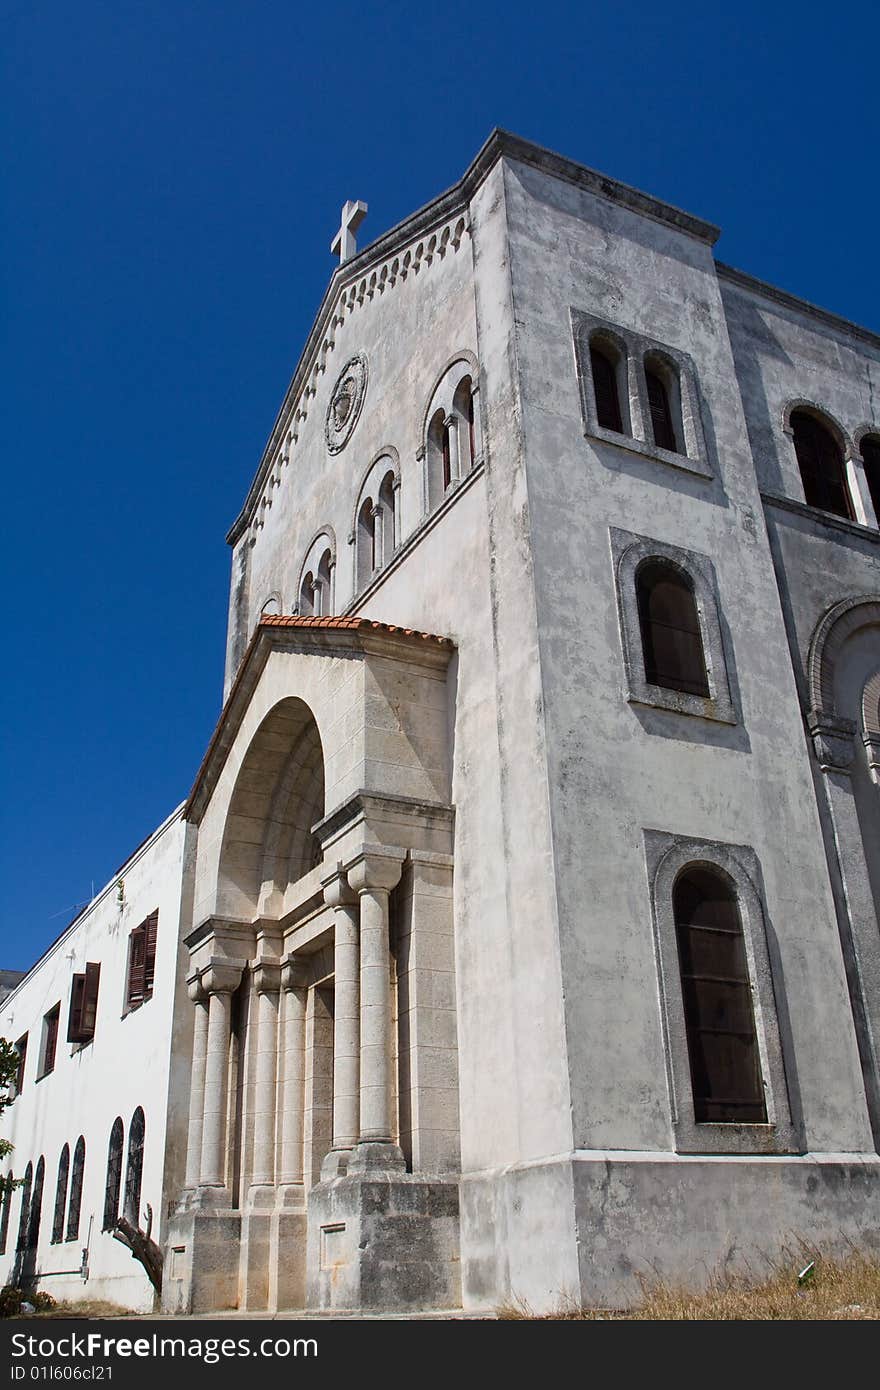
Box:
[226,129,721,546]
[718,262,880,351]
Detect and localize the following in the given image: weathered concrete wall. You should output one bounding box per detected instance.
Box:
[501,151,873,1162]
[0,809,189,1311]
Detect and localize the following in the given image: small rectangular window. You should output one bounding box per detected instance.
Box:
[39,1005,60,1078]
[67,963,101,1044]
[13,1034,27,1098]
[126,911,158,1010]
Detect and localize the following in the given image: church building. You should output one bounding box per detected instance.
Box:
[3,130,880,1315]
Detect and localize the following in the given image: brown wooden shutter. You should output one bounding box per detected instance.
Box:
[43,1008,59,1074]
[82,962,100,1037]
[143,913,158,998]
[14,1035,27,1096]
[127,924,146,1007]
[67,974,85,1043]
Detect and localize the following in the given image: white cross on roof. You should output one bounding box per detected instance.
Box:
[331,200,368,264]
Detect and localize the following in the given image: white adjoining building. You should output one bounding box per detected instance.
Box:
[3,130,880,1315]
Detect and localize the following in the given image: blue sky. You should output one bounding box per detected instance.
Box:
[2,0,877,971]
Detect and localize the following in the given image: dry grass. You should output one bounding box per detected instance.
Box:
[28,1299,135,1320]
[498,1248,880,1320]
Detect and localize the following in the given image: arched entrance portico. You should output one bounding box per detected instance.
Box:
[163,617,461,1314]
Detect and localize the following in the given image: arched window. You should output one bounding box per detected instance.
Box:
[316,548,333,616]
[860,435,880,523]
[26,1157,44,1250]
[66,1137,85,1242]
[426,407,449,510]
[51,1144,69,1244]
[590,341,623,433]
[644,359,679,453]
[299,570,315,617]
[16,1162,32,1251]
[103,1117,124,1231]
[356,497,376,591]
[0,1173,14,1255]
[453,375,477,470]
[378,470,396,560]
[673,867,767,1124]
[123,1107,145,1225]
[636,562,709,697]
[791,410,852,519]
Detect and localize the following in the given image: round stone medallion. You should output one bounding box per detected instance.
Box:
[325,354,368,454]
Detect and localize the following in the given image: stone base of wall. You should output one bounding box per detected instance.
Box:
[161,1208,242,1314]
[461,1151,880,1313]
[306,1173,460,1311]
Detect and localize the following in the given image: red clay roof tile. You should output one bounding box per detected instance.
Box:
[258,615,452,644]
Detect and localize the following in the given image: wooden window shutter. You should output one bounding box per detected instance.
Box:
[645,368,678,452]
[14,1035,27,1096]
[127,924,147,1007]
[144,913,158,998]
[590,344,623,433]
[67,975,86,1043]
[43,1007,59,1075]
[68,964,100,1043]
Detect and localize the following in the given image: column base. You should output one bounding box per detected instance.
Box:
[246,1183,276,1210]
[191,1183,233,1210]
[347,1140,406,1175]
[320,1147,354,1180]
[306,1171,460,1311]
[161,1207,241,1315]
[276,1181,306,1210]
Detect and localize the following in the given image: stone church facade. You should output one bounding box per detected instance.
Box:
[3,131,880,1314]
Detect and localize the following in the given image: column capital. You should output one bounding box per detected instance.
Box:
[201,959,246,996]
[808,708,857,771]
[347,848,404,895]
[187,973,207,1005]
[280,956,309,992]
[252,961,282,995]
[321,864,358,909]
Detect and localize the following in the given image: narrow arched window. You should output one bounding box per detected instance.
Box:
[16,1162,32,1251]
[123,1107,145,1225]
[453,376,476,470]
[66,1137,85,1242]
[27,1157,44,1250]
[442,422,453,490]
[378,471,396,561]
[103,1118,124,1231]
[645,361,678,452]
[673,868,766,1123]
[860,435,880,523]
[791,410,852,518]
[590,342,623,433]
[316,549,333,616]
[357,498,376,590]
[636,562,709,697]
[51,1144,69,1244]
[299,571,314,617]
[0,1173,14,1255]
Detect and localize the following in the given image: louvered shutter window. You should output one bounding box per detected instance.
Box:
[637,562,710,697]
[590,343,623,433]
[52,1145,69,1244]
[860,436,880,523]
[645,367,678,452]
[68,963,100,1042]
[0,1174,13,1255]
[103,1119,124,1231]
[791,411,852,519]
[673,868,767,1123]
[143,913,158,997]
[42,1007,59,1075]
[127,924,147,1006]
[66,1137,85,1242]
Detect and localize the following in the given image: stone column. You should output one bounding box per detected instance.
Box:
[348,851,404,1172]
[444,414,460,484]
[277,959,307,1206]
[249,962,281,1205]
[184,976,209,1191]
[199,962,243,1194]
[321,872,360,1177]
[391,476,402,548]
[371,503,384,570]
[810,711,880,1145]
[846,455,879,529]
